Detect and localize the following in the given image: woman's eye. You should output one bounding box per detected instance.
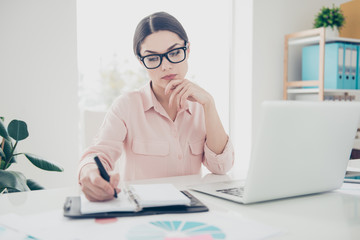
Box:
[169,50,180,57]
[147,56,159,62]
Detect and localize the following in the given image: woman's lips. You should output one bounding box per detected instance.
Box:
[162,74,177,80]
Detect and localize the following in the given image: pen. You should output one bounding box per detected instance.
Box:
[94,156,118,198]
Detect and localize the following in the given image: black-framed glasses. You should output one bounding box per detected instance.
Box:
[139,45,188,69]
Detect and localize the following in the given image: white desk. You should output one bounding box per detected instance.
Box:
[0,173,359,240]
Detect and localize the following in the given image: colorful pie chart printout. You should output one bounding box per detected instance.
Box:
[126,220,225,240]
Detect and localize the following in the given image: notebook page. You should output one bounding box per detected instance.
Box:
[130,183,191,208]
[80,191,137,214]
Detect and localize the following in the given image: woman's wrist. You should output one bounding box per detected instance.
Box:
[202,94,215,112]
[79,163,97,181]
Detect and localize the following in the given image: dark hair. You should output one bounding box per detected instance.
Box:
[133,12,189,57]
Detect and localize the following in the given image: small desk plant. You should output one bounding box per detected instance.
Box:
[0,118,63,193]
[313,4,345,37]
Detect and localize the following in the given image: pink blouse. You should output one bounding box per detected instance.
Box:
[79,82,234,181]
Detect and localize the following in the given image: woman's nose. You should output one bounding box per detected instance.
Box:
[161,57,172,71]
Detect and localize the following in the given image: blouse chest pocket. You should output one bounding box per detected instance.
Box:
[189,139,205,155]
[132,139,169,156]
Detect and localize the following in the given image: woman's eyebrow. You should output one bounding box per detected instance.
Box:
[143,43,182,55]
[166,43,182,51]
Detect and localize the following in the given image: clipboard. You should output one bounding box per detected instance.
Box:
[63,191,208,219]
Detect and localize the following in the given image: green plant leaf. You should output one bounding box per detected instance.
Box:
[2,138,13,158]
[0,148,4,159]
[24,153,64,172]
[3,156,17,170]
[8,119,29,141]
[0,159,5,169]
[0,170,30,192]
[8,156,16,165]
[313,5,345,30]
[26,179,44,190]
[0,119,10,140]
[1,139,16,169]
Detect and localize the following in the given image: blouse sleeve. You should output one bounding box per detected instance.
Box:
[202,138,235,174]
[78,96,128,180]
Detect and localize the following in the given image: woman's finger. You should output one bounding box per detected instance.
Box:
[176,82,191,108]
[164,79,183,95]
[180,88,193,108]
[81,182,114,201]
[80,165,119,201]
[168,81,187,107]
[110,173,121,192]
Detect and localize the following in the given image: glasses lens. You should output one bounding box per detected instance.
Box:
[142,47,186,69]
[143,55,161,69]
[167,48,185,63]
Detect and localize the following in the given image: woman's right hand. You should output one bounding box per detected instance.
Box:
[79,163,120,202]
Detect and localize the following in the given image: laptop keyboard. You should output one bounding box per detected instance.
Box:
[216,187,244,197]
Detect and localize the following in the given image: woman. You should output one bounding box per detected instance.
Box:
[79,12,234,201]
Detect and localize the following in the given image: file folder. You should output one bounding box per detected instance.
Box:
[358,45,360,90]
[344,44,358,90]
[343,44,352,89]
[302,42,345,89]
[351,44,358,89]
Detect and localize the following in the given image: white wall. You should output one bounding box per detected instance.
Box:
[229,0,253,178]
[252,0,347,141]
[0,0,79,189]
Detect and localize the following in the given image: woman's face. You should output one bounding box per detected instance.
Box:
[139,30,189,91]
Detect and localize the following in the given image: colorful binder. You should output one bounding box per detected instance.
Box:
[358,45,360,89]
[344,43,358,89]
[302,42,345,89]
[302,42,360,90]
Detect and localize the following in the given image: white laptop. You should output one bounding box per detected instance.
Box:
[190,101,360,204]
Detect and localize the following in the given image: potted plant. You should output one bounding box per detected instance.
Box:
[0,118,63,193]
[313,4,345,37]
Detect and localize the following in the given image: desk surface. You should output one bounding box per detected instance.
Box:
[1,171,359,240]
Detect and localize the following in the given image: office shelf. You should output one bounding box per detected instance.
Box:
[288,36,360,46]
[287,88,360,95]
[283,27,360,100]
